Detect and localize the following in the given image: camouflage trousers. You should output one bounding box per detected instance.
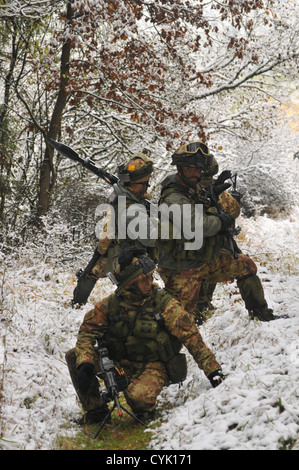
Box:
[158,248,258,316]
[121,360,168,414]
[65,348,168,414]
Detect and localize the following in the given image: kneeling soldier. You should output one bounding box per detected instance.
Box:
[66,247,224,424]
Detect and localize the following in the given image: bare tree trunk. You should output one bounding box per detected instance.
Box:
[0,27,17,221]
[36,0,74,222]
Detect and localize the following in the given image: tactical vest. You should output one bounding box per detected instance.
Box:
[104,188,157,273]
[157,178,223,269]
[102,288,182,364]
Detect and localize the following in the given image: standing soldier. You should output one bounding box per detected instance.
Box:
[66,247,224,424]
[196,156,241,319]
[72,153,157,306]
[157,141,276,323]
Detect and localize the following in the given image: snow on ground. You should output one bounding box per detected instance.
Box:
[151,206,299,450]
[0,206,298,450]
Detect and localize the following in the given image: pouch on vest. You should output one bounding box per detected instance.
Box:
[166,353,187,384]
[108,321,131,339]
[156,330,175,362]
[125,336,158,362]
[133,319,158,339]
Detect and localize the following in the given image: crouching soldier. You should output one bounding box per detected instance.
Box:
[66,247,224,425]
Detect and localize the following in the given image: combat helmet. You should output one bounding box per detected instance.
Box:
[118,153,153,183]
[203,154,218,177]
[107,247,156,289]
[171,141,214,171]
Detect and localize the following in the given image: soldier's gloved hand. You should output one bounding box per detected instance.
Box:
[214,170,232,185]
[213,182,232,199]
[216,210,233,233]
[114,367,129,392]
[208,370,225,388]
[77,363,94,394]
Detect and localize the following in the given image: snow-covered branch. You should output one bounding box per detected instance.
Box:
[0,0,63,18]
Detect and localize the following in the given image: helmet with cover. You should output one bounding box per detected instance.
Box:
[203,154,218,177]
[118,153,153,184]
[107,247,156,289]
[200,154,219,187]
[171,141,214,171]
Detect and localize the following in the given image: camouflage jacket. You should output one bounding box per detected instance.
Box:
[157,174,240,270]
[75,285,221,378]
[96,183,157,274]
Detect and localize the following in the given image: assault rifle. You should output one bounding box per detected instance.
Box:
[203,171,242,259]
[94,344,146,439]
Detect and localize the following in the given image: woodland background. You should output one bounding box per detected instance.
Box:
[0,0,299,450]
[0,0,298,252]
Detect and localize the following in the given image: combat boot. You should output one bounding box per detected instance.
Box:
[237,274,275,322]
[77,405,111,425]
[248,307,275,322]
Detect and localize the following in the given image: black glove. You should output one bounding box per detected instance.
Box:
[216,210,233,232]
[212,170,232,200]
[114,367,129,392]
[208,370,225,388]
[213,182,232,199]
[214,170,232,185]
[72,271,97,306]
[77,363,94,394]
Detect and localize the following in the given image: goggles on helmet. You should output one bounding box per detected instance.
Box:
[171,141,214,170]
[185,142,210,155]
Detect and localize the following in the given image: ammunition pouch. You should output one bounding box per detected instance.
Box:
[133,319,158,339]
[104,289,183,366]
[126,336,158,362]
[166,353,187,384]
[114,367,129,392]
[156,330,179,362]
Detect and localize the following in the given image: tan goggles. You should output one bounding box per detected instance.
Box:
[185,142,210,155]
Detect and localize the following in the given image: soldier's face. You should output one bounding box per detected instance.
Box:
[182,166,202,183]
[129,180,149,195]
[136,273,153,296]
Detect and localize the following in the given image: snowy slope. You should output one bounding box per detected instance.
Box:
[0,207,298,450]
[151,206,299,450]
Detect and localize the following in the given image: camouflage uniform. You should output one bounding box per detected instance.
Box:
[157,169,274,322]
[197,183,241,312]
[92,181,157,277]
[159,248,257,315]
[72,154,157,305]
[66,284,222,416]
